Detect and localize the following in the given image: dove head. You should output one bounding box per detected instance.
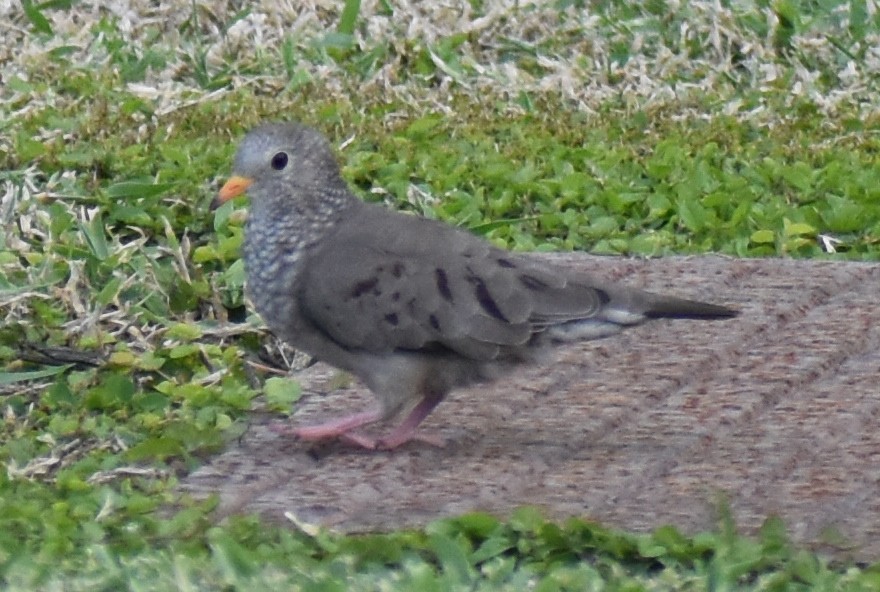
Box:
[212,122,351,213]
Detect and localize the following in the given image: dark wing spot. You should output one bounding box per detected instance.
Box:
[350,277,380,298]
[520,274,549,291]
[416,342,448,354]
[435,268,454,302]
[391,262,405,278]
[496,258,517,269]
[469,276,508,322]
[385,313,399,326]
[596,288,610,305]
[391,291,401,302]
[428,314,440,331]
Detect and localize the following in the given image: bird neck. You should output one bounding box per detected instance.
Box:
[248,188,361,252]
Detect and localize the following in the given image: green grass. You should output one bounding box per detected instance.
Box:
[2,0,880,588]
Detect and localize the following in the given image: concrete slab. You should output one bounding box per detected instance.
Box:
[181,254,880,561]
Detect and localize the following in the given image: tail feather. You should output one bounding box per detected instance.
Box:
[643,295,738,320]
[541,292,736,345]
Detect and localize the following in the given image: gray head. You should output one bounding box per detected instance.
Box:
[214,122,350,210]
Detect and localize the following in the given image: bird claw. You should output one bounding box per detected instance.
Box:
[313,429,446,450]
[373,431,447,450]
[338,431,380,450]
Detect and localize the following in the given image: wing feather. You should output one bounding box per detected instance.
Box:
[298,204,621,360]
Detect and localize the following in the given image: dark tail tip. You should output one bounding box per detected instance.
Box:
[645,298,739,320]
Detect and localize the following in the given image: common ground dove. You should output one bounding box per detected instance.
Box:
[212,122,737,450]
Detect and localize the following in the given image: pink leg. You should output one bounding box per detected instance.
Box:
[376,392,446,450]
[273,392,446,450]
[284,409,383,441]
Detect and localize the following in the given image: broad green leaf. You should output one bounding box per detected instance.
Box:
[167,323,203,341]
[783,220,815,237]
[264,377,302,412]
[169,344,200,358]
[750,229,775,244]
[676,198,708,232]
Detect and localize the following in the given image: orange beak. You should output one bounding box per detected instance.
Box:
[210,175,253,210]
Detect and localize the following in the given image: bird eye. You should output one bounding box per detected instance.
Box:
[270,152,289,170]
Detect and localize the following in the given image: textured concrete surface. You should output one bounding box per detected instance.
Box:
[181,254,880,561]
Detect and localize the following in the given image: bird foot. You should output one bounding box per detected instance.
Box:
[369,392,447,449]
[270,409,384,442]
[274,393,447,450]
[271,422,445,450]
[375,430,446,450]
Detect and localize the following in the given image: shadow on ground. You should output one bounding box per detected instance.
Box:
[181,254,880,561]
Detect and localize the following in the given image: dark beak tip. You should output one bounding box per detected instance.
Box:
[209,196,224,211]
